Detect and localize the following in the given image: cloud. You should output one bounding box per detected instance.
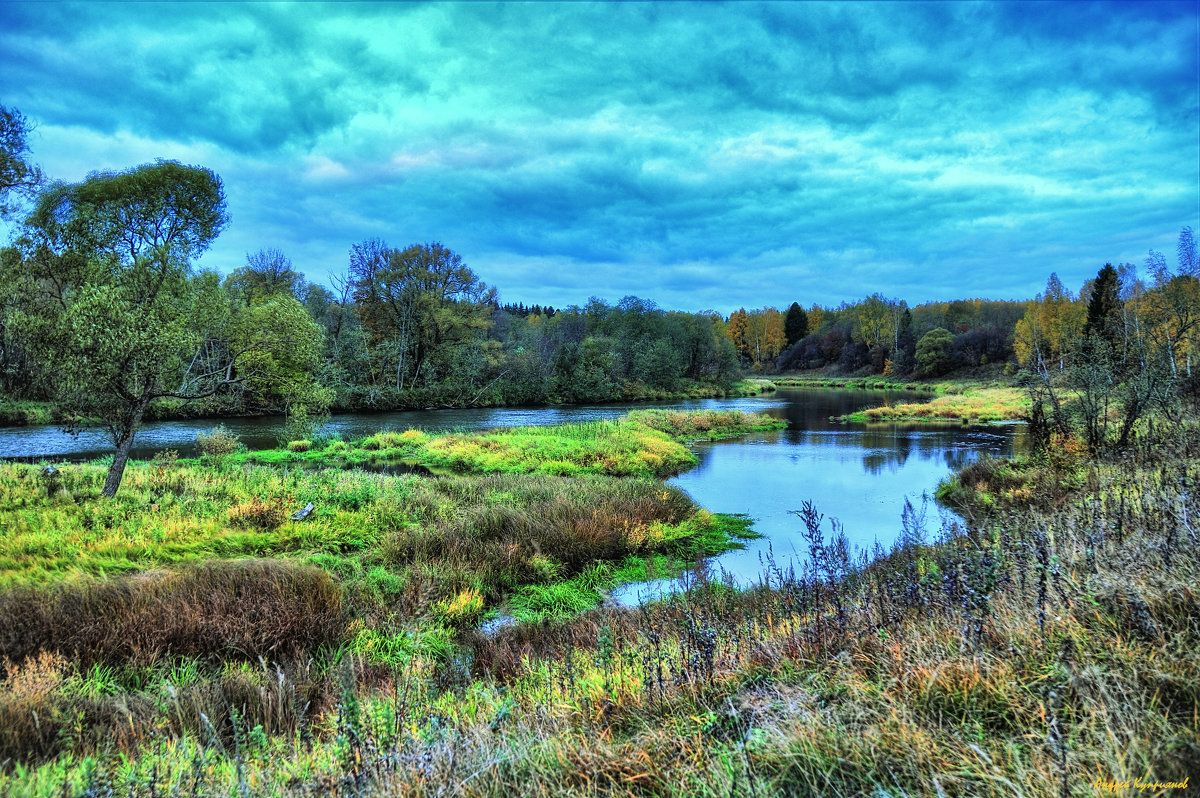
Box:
[1,1,1196,312]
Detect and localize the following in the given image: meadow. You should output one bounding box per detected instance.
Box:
[0,409,1196,796]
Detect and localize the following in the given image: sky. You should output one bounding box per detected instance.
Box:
[1,1,1197,314]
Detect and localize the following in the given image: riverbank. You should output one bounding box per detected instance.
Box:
[0,381,776,429]
[3,407,1193,795]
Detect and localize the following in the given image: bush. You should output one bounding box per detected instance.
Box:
[195,425,240,457]
[916,328,954,377]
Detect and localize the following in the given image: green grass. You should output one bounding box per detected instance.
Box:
[0,400,57,426]
[775,374,1016,394]
[726,378,777,395]
[221,409,786,477]
[840,385,1029,424]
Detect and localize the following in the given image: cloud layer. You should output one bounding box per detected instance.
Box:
[1,1,1196,311]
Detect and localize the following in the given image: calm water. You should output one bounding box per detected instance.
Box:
[610,388,1026,603]
[0,388,1024,602]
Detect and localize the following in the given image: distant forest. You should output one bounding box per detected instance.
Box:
[5,224,1197,419]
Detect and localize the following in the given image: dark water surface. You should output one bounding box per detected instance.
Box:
[1,388,1024,603]
[0,395,784,462]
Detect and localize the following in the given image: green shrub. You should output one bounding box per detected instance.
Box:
[195,425,241,457]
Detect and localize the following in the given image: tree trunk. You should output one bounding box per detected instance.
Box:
[101,396,150,498]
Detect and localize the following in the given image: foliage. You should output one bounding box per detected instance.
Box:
[225,248,306,306]
[11,162,230,495]
[7,162,327,495]
[783,301,808,346]
[349,240,496,395]
[1015,247,1200,454]
[195,424,241,458]
[914,327,954,376]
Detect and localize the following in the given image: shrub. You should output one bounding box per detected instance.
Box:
[287,439,312,453]
[195,425,240,458]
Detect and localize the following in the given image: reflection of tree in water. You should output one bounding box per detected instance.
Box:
[943,448,978,471]
[859,426,916,474]
[859,426,1020,475]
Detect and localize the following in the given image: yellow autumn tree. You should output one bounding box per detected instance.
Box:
[725,308,750,360]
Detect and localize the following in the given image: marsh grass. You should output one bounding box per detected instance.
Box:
[224,409,786,478]
[2,414,1196,797]
[843,386,1029,424]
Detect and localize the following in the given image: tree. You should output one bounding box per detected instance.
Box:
[225,248,306,306]
[784,302,808,347]
[852,293,896,350]
[915,328,954,376]
[1083,263,1124,350]
[1143,232,1200,379]
[350,241,495,395]
[13,161,323,496]
[0,105,43,219]
[725,308,750,360]
[1178,226,1197,277]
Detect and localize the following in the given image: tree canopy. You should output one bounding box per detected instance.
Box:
[9,161,323,496]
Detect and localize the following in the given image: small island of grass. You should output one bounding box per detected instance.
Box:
[224,408,786,477]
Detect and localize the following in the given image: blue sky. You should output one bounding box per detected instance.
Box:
[1,1,1197,313]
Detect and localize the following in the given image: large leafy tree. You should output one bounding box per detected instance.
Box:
[915,328,954,376]
[349,240,495,394]
[12,161,322,496]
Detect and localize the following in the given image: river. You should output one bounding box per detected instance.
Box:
[611,387,1026,602]
[0,388,1025,600]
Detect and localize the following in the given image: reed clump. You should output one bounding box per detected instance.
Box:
[0,560,345,669]
[844,385,1029,424]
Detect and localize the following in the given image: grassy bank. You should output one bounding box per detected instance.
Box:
[228,409,785,477]
[0,400,57,427]
[4,411,1196,796]
[840,385,1029,424]
[775,373,1013,394]
[774,374,925,391]
[771,374,1028,425]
